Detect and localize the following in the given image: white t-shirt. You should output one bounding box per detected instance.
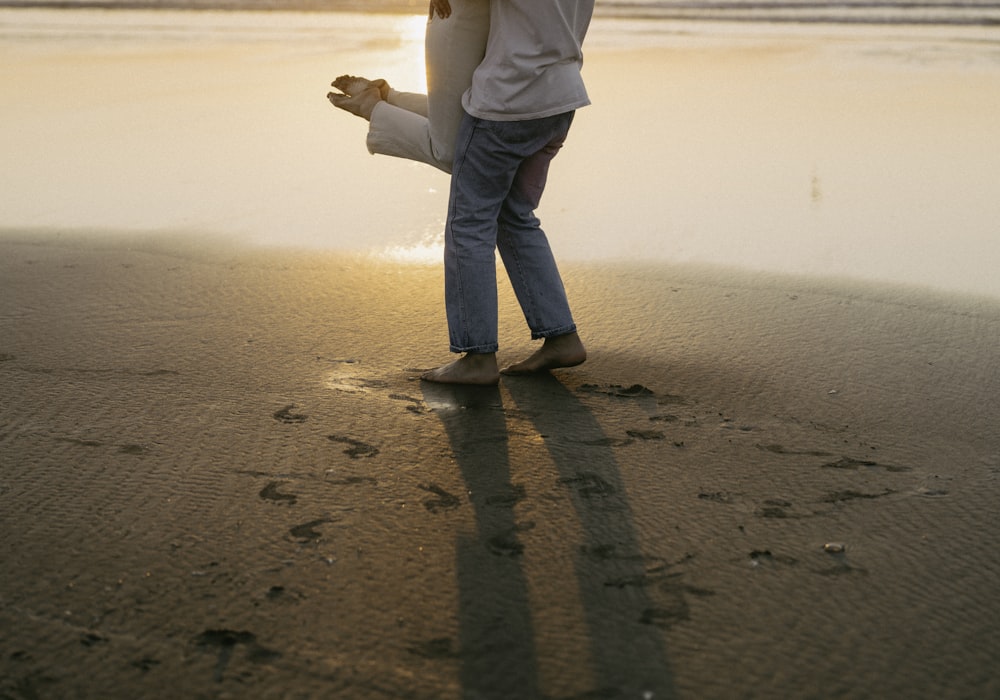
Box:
[462,0,595,121]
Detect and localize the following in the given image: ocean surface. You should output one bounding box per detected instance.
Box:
[2,2,1000,298]
[1,0,999,25]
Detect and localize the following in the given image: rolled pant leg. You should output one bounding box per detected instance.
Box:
[366,101,440,169]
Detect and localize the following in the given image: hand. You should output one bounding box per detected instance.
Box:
[429,0,452,19]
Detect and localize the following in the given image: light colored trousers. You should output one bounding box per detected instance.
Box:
[366,1,490,174]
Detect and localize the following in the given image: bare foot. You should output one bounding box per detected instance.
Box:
[332,75,391,101]
[501,332,587,375]
[421,353,499,386]
[327,85,382,120]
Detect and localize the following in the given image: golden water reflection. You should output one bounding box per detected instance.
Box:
[2,10,999,297]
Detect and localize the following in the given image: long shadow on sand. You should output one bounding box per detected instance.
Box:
[421,382,540,699]
[422,375,676,699]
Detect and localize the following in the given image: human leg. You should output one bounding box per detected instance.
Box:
[327,1,488,173]
[494,112,586,373]
[421,114,524,385]
[423,113,586,384]
[425,0,490,169]
[441,114,582,352]
[495,114,576,341]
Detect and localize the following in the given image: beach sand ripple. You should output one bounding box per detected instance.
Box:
[2,235,998,698]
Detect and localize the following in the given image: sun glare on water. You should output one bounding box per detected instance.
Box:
[378,238,444,265]
[393,14,429,92]
[398,13,428,44]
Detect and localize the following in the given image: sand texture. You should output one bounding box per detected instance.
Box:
[2,234,999,698]
[3,10,1000,698]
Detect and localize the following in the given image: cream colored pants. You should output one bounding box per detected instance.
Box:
[366,1,490,174]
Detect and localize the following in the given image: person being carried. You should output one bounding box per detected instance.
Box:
[327,0,489,174]
[420,0,593,385]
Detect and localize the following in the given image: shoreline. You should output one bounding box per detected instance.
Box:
[7,225,1000,310]
[4,11,999,299]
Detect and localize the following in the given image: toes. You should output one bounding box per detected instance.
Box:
[331,74,373,97]
[327,92,356,113]
[331,75,355,93]
[330,75,392,101]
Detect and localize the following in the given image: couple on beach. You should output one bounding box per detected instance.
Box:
[328,0,594,386]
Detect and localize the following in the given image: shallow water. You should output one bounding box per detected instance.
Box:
[1,9,999,298]
[5,0,1000,24]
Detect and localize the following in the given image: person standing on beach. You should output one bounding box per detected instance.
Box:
[420,0,593,385]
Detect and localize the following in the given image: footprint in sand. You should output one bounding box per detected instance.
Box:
[580,547,713,631]
[820,489,894,504]
[407,637,460,660]
[264,585,304,603]
[626,429,665,441]
[757,443,834,457]
[749,549,798,567]
[80,632,107,647]
[131,658,161,672]
[579,383,655,399]
[640,602,691,630]
[418,483,462,513]
[328,435,379,458]
[272,405,307,424]
[323,369,389,395]
[289,518,333,542]
[322,362,438,417]
[755,499,797,519]
[698,491,738,505]
[259,481,298,505]
[560,472,616,498]
[580,436,634,447]
[486,522,535,557]
[484,483,526,508]
[822,456,911,473]
[54,436,103,448]
[193,629,280,682]
[389,393,428,414]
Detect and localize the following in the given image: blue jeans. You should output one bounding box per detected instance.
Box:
[445,110,577,353]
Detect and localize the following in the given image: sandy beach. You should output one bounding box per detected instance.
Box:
[2,9,1000,699]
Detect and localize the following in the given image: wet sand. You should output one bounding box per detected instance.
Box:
[2,10,1000,699]
[2,233,999,698]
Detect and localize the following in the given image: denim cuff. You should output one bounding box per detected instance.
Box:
[530,324,577,341]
